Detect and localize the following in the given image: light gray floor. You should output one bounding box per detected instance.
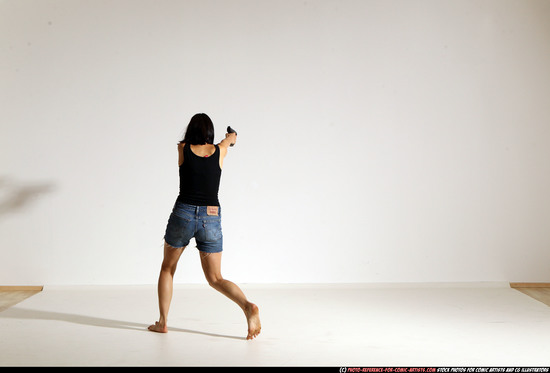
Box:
[1,283,550,366]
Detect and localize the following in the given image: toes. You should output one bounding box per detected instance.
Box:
[148,321,167,333]
[247,328,261,340]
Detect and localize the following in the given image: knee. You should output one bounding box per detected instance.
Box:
[206,274,224,288]
[161,261,177,276]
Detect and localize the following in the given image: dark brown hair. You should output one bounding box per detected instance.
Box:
[180,113,215,145]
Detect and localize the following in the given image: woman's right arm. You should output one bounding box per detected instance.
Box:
[218,133,236,169]
[219,132,237,149]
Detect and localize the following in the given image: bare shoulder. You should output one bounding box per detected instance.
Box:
[218,143,228,156]
[216,143,229,169]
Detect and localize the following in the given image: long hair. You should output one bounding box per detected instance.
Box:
[180,113,215,145]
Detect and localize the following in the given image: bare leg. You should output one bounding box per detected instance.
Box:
[200,251,261,339]
[148,242,185,333]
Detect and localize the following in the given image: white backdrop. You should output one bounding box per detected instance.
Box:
[1,0,550,285]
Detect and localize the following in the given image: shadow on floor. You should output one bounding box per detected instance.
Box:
[0,306,245,341]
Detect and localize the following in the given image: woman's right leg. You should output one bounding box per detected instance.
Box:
[148,242,185,333]
[200,251,261,339]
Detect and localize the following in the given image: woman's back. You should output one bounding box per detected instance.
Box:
[177,143,222,207]
[188,144,217,159]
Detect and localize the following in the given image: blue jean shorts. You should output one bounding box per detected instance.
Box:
[164,202,223,253]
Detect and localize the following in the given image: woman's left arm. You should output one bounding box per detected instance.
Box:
[178,143,184,166]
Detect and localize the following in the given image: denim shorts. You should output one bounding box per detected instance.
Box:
[164,202,223,253]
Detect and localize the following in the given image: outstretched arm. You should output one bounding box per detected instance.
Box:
[218,127,237,169]
[219,132,237,149]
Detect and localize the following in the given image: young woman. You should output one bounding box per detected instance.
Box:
[148,113,261,340]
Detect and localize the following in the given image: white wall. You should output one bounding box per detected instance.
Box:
[2,0,550,286]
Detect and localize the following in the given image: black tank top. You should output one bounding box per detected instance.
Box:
[177,143,222,206]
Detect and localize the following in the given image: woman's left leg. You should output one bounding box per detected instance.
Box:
[200,251,261,339]
[148,242,185,333]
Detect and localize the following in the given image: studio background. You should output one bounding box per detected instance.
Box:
[1,0,549,286]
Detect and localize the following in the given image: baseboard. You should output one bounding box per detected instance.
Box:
[0,286,44,291]
[4,284,546,290]
[510,283,550,288]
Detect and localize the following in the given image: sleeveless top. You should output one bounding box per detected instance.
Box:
[176,143,222,206]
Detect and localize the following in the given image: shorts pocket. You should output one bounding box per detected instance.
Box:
[164,213,193,247]
[203,219,223,242]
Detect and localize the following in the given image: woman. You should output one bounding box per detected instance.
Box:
[148,113,261,340]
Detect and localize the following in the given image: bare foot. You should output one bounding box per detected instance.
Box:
[245,303,261,340]
[148,321,168,333]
